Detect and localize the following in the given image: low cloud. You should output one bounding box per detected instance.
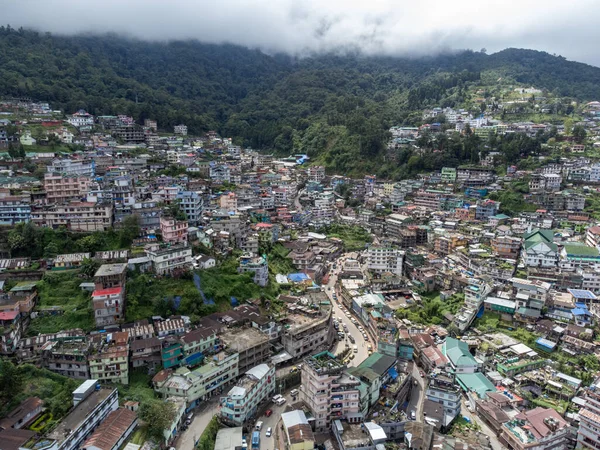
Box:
[3,0,600,66]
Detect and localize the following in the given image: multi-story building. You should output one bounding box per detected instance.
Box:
[299,352,361,431]
[22,383,119,450]
[281,300,335,360]
[152,350,239,407]
[453,278,492,332]
[220,364,276,426]
[41,336,91,379]
[220,327,270,375]
[47,158,95,177]
[44,174,90,204]
[176,191,203,226]
[425,372,461,430]
[441,167,457,183]
[31,202,113,232]
[67,110,95,128]
[0,195,31,225]
[366,246,404,276]
[510,278,550,323]
[160,216,188,244]
[522,229,558,268]
[238,254,269,287]
[94,263,127,290]
[92,286,125,327]
[500,407,569,450]
[220,192,238,211]
[308,166,326,183]
[577,379,600,449]
[174,124,188,136]
[0,310,22,354]
[146,244,193,275]
[491,235,521,259]
[88,332,130,385]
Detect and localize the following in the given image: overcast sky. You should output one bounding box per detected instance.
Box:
[3,0,600,66]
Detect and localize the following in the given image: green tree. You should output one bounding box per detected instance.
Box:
[572,125,587,144]
[0,360,23,405]
[119,215,141,247]
[140,400,176,443]
[80,258,101,278]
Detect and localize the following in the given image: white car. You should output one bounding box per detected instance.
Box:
[266,427,272,437]
[276,397,286,406]
[272,394,283,403]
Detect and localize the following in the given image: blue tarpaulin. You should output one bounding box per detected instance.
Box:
[288,273,310,283]
[388,367,399,381]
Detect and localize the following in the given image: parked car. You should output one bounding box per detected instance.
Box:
[256,421,264,431]
[290,389,299,397]
[266,427,272,437]
[348,335,355,344]
[265,409,273,417]
[411,411,416,420]
[272,395,282,403]
[276,397,286,406]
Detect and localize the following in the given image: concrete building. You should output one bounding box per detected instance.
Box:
[425,372,461,430]
[500,407,569,450]
[176,191,203,226]
[220,363,276,425]
[146,244,193,275]
[299,351,361,431]
[0,195,31,225]
[47,158,95,177]
[31,202,113,232]
[174,124,188,136]
[44,174,90,204]
[41,336,91,379]
[22,383,118,450]
[281,299,335,360]
[160,216,188,245]
[152,350,239,407]
[89,332,130,385]
[577,378,600,449]
[238,254,269,287]
[92,287,125,327]
[366,246,404,276]
[219,327,270,375]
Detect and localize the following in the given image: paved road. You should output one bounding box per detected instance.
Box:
[460,399,503,450]
[324,255,371,367]
[407,362,425,420]
[177,398,220,450]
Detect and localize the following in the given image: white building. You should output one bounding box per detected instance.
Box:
[47,159,95,177]
[22,383,118,450]
[366,246,404,276]
[238,254,269,287]
[578,378,600,449]
[220,364,276,425]
[146,244,193,275]
[67,110,94,128]
[174,124,188,136]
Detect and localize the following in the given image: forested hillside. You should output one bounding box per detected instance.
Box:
[1,26,600,176]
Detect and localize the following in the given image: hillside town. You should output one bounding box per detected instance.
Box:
[3,93,600,450]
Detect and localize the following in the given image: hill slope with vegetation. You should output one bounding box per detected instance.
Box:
[1,27,600,176]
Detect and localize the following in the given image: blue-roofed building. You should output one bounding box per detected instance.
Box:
[535,337,557,353]
[572,302,593,327]
[568,288,598,305]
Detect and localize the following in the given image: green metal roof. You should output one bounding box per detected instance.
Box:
[456,372,496,398]
[443,338,477,367]
[564,243,600,257]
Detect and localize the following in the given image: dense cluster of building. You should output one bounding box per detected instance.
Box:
[4,94,600,450]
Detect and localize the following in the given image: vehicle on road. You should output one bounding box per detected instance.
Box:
[266,427,272,437]
[252,431,260,449]
[411,411,416,420]
[343,324,348,332]
[265,409,273,417]
[290,389,299,397]
[367,344,372,351]
[272,395,282,403]
[353,345,358,353]
[363,333,368,340]
[255,421,264,431]
[337,332,345,339]
[185,413,194,426]
[276,397,286,406]
[348,335,355,344]
[358,326,363,331]
[420,370,425,378]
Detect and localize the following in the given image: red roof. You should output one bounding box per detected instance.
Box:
[0,310,19,320]
[92,287,122,297]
